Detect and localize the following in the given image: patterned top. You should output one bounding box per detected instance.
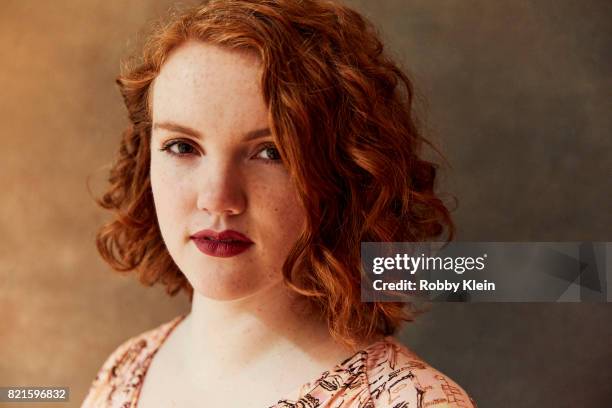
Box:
[82,315,476,407]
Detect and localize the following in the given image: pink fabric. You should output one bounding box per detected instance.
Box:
[82,315,476,407]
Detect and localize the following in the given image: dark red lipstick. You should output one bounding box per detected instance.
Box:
[190,229,254,258]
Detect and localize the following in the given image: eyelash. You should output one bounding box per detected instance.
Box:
[158,139,282,164]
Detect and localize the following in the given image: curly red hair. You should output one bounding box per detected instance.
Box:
[96,0,455,348]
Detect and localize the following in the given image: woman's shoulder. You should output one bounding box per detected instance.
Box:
[363,336,477,408]
[81,315,185,408]
[291,335,476,408]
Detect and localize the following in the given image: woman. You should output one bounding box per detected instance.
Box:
[83,0,476,407]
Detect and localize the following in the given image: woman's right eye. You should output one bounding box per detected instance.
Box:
[159,140,198,157]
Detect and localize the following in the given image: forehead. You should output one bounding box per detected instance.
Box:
[151,41,267,129]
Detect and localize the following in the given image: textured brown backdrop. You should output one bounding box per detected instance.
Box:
[0,1,610,407]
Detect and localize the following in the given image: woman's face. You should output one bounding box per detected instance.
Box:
[149,41,305,301]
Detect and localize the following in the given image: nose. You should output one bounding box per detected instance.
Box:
[196,158,247,216]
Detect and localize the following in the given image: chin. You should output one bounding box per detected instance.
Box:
[184,270,261,302]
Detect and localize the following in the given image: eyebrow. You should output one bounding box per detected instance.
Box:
[152,121,271,142]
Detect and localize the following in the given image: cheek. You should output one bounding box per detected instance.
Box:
[250,177,306,251]
[150,158,193,234]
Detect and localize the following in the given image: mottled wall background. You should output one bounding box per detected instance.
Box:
[0,1,610,407]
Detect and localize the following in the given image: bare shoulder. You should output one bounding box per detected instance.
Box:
[81,316,183,407]
[365,336,477,408]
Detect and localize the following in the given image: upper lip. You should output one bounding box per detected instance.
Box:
[190,229,253,243]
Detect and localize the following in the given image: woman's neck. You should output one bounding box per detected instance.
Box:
[176,282,359,389]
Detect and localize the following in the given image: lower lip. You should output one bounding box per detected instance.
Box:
[192,238,253,257]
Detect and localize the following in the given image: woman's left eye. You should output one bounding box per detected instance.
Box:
[255,144,282,164]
